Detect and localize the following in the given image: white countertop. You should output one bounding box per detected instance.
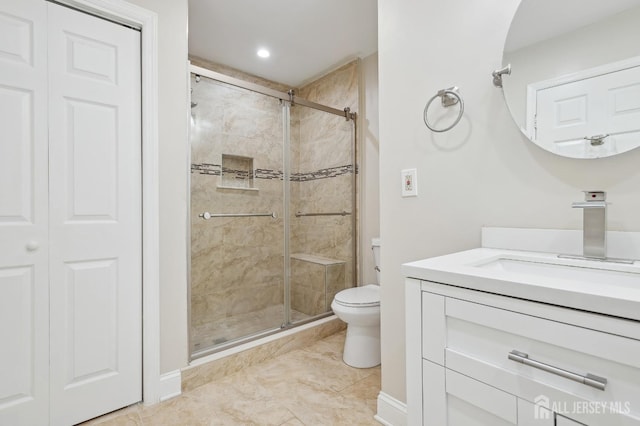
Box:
[402,248,640,322]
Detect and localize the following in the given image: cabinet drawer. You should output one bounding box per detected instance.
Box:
[518,398,553,426]
[445,368,517,425]
[441,298,640,425]
[556,415,586,426]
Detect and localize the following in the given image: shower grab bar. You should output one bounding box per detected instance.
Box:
[295,211,351,217]
[199,212,276,220]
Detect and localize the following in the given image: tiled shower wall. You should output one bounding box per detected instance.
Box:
[291,61,359,312]
[190,57,290,337]
[189,57,358,347]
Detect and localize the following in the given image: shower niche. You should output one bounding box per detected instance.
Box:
[219,154,256,190]
[189,61,358,358]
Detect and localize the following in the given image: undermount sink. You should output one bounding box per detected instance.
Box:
[473,255,640,287]
[402,246,640,321]
[401,227,640,322]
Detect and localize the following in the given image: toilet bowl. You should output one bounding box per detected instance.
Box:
[331,239,381,368]
[331,284,380,368]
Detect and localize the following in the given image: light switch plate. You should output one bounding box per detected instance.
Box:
[401,168,418,197]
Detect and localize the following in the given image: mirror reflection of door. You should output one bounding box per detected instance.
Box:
[501,0,640,158]
[532,61,640,158]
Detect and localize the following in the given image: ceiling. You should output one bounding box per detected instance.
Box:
[188,0,378,87]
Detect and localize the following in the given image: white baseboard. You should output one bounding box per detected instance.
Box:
[375,391,407,426]
[159,370,182,402]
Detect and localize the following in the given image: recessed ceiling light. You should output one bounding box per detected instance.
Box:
[257,48,270,58]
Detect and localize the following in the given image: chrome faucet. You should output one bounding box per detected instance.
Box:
[572,191,607,259]
[559,191,634,264]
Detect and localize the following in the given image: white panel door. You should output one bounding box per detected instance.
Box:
[536,65,640,157]
[47,3,142,425]
[0,0,49,424]
[603,66,640,154]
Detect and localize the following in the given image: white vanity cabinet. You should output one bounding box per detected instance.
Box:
[406,278,640,426]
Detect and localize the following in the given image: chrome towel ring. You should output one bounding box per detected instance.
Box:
[423,87,464,133]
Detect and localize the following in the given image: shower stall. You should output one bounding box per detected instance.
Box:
[189,64,358,358]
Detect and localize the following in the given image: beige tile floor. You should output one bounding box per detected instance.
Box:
[82,331,381,426]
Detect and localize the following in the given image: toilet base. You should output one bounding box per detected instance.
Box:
[342,324,381,368]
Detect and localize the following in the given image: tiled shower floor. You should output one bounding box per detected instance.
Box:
[191,304,311,353]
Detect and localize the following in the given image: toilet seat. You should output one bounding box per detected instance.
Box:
[334,284,380,308]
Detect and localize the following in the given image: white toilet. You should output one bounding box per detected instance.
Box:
[331,238,381,368]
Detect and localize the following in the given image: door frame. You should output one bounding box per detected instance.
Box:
[54,0,161,405]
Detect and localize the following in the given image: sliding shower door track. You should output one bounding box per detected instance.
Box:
[190,65,356,121]
[189,312,335,360]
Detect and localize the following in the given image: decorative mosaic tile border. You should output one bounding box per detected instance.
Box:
[255,168,282,180]
[223,168,253,181]
[191,163,220,175]
[191,164,355,181]
[291,165,353,182]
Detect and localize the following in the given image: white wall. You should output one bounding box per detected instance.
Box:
[378,0,640,403]
[360,53,380,285]
[126,0,189,374]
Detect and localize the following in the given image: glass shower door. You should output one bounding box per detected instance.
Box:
[189,67,358,357]
[288,104,356,323]
[190,74,286,355]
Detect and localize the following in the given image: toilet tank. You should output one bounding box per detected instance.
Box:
[372,238,381,284]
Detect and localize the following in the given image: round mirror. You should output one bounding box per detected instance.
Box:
[501,0,640,159]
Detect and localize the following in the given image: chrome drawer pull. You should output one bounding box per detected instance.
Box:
[508,350,607,391]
